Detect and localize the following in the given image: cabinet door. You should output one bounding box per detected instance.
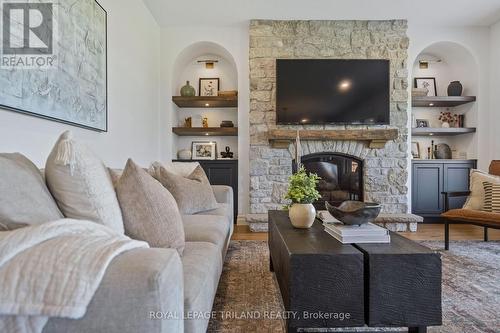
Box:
[444,163,474,210]
[412,163,444,215]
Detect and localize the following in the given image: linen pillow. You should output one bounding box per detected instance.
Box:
[116,159,185,255]
[0,153,63,225]
[149,162,218,214]
[45,131,124,233]
[482,182,500,213]
[463,169,500,211]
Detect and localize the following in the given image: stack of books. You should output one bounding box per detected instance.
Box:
[317,210,390,244]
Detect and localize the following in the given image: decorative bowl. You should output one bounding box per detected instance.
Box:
[412,88,429,97]
[325,201,382,226]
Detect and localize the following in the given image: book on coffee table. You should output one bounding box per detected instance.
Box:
[324,222,391,244]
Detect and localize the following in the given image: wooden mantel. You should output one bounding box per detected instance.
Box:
[268,129,399,149]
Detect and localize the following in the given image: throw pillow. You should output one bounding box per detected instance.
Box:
[463,169,500,210]
[116,159,185,255]
[0,153,63,225]
[45,131,124,233]
[149,162,218,214]
[482,182,500,213]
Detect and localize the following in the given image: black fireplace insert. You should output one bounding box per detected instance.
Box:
[293,152,364,210]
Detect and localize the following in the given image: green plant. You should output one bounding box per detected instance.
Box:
[284,166,322,205]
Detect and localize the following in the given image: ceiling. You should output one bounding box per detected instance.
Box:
[143,0,500,27]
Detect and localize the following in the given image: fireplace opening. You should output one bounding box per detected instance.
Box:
[293,152,364,210]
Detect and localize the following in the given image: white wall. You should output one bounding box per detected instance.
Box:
[159,25,250,215]
[0,0,161,168]
[490,20,500,160]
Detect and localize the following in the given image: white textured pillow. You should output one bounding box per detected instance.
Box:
[45,131,124,233]
[169,162,201,177]
[463,169,500,210]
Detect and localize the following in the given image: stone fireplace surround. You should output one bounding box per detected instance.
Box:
[249,19,409,215]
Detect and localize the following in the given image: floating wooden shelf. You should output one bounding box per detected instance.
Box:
[412,127,476,136]
[268,129,399,149]
[172,96,238,108]
[172,127,238,136]
[412,96,476,108]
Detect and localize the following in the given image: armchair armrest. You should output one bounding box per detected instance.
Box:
[212,185,233,204]
[441,191,471,212]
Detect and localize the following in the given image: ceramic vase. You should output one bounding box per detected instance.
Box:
[289,203,316,229]
[441,122,450,128]
[180,81,196,97]
[447,81,463,96]
[177,149,192,160]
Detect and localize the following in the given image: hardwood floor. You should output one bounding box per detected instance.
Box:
[232,224,500,241]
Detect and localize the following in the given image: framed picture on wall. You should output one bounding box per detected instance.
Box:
[192,141,217,160]
[414,77,437,97]
[199,78,220,97]
[416,119,429,128]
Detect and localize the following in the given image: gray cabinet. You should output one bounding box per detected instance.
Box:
[412,160,476,218]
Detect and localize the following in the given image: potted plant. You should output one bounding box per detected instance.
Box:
[284,166,321,229]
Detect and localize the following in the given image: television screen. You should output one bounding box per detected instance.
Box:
[276,59,390,125]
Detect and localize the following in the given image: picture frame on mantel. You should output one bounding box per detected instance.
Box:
[192,141,217,160]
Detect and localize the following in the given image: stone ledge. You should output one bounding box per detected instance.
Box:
[246,213,423,233]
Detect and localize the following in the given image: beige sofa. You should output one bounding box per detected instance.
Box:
[41,184,233,333]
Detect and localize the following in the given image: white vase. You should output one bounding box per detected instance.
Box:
[177,149,192,160]
[441,122,450,128]
[289,203,316,229]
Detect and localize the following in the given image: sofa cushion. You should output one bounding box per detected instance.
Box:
[182,242,222,333]
[116,159,185,255]
[182,214,230,257]
[463,169,500,211]
[0,153,63,226]
[45,131,124,233]
[195,203,233,225]
[442,209,500,226]
[149,163,217,215]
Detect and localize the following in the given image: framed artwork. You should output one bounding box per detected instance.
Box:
[199,78,220,97]
[416,119,429,128]
[192,141,217,160]
[411,142,421,159]
[414,77,437,97]
[0,0,108,132]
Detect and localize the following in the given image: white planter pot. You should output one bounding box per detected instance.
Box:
[289,203,316,229]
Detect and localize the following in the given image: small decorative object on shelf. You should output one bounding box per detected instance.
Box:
[458,114,465,128]
[199,78,220,97]
[180,81,196,97]
[202,117,209,128]
[414,77,437,96]
[220,146,234,159]
[427,147,432,160]
[184,117,192,128]
[218,90,238,97]
[431,140,435,159]
[411,142,420,159]
[416,119,429,128]
[192,141,217,160]
[220,120,234,128]
[325,201,382,226]
[284,166,321,229]
[447,81,463,96]
[439,111,458,128]
[177,149,192,160]
[412,88,429,97]
[434,143,452,159]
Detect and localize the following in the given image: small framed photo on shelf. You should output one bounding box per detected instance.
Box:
[414,77,437,97]
[192,141,217,160]
[199,78,220,97]
[411,142,421,159]
[415,119,429,128]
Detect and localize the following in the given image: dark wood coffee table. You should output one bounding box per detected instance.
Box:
[268,211,442,333]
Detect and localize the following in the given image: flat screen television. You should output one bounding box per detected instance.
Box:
[276,59,390,125]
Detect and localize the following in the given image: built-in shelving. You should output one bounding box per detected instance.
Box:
[411,127,476,136]
[172,96,238,108]
[172,127,238,136]
[412,96,476,108]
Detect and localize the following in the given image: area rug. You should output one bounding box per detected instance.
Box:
[208,240,500,333]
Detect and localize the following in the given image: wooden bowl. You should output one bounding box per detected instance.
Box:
[325,201,382,226]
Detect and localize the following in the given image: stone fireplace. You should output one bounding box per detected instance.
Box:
[295,153,364,210]
[249,20,409,215]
